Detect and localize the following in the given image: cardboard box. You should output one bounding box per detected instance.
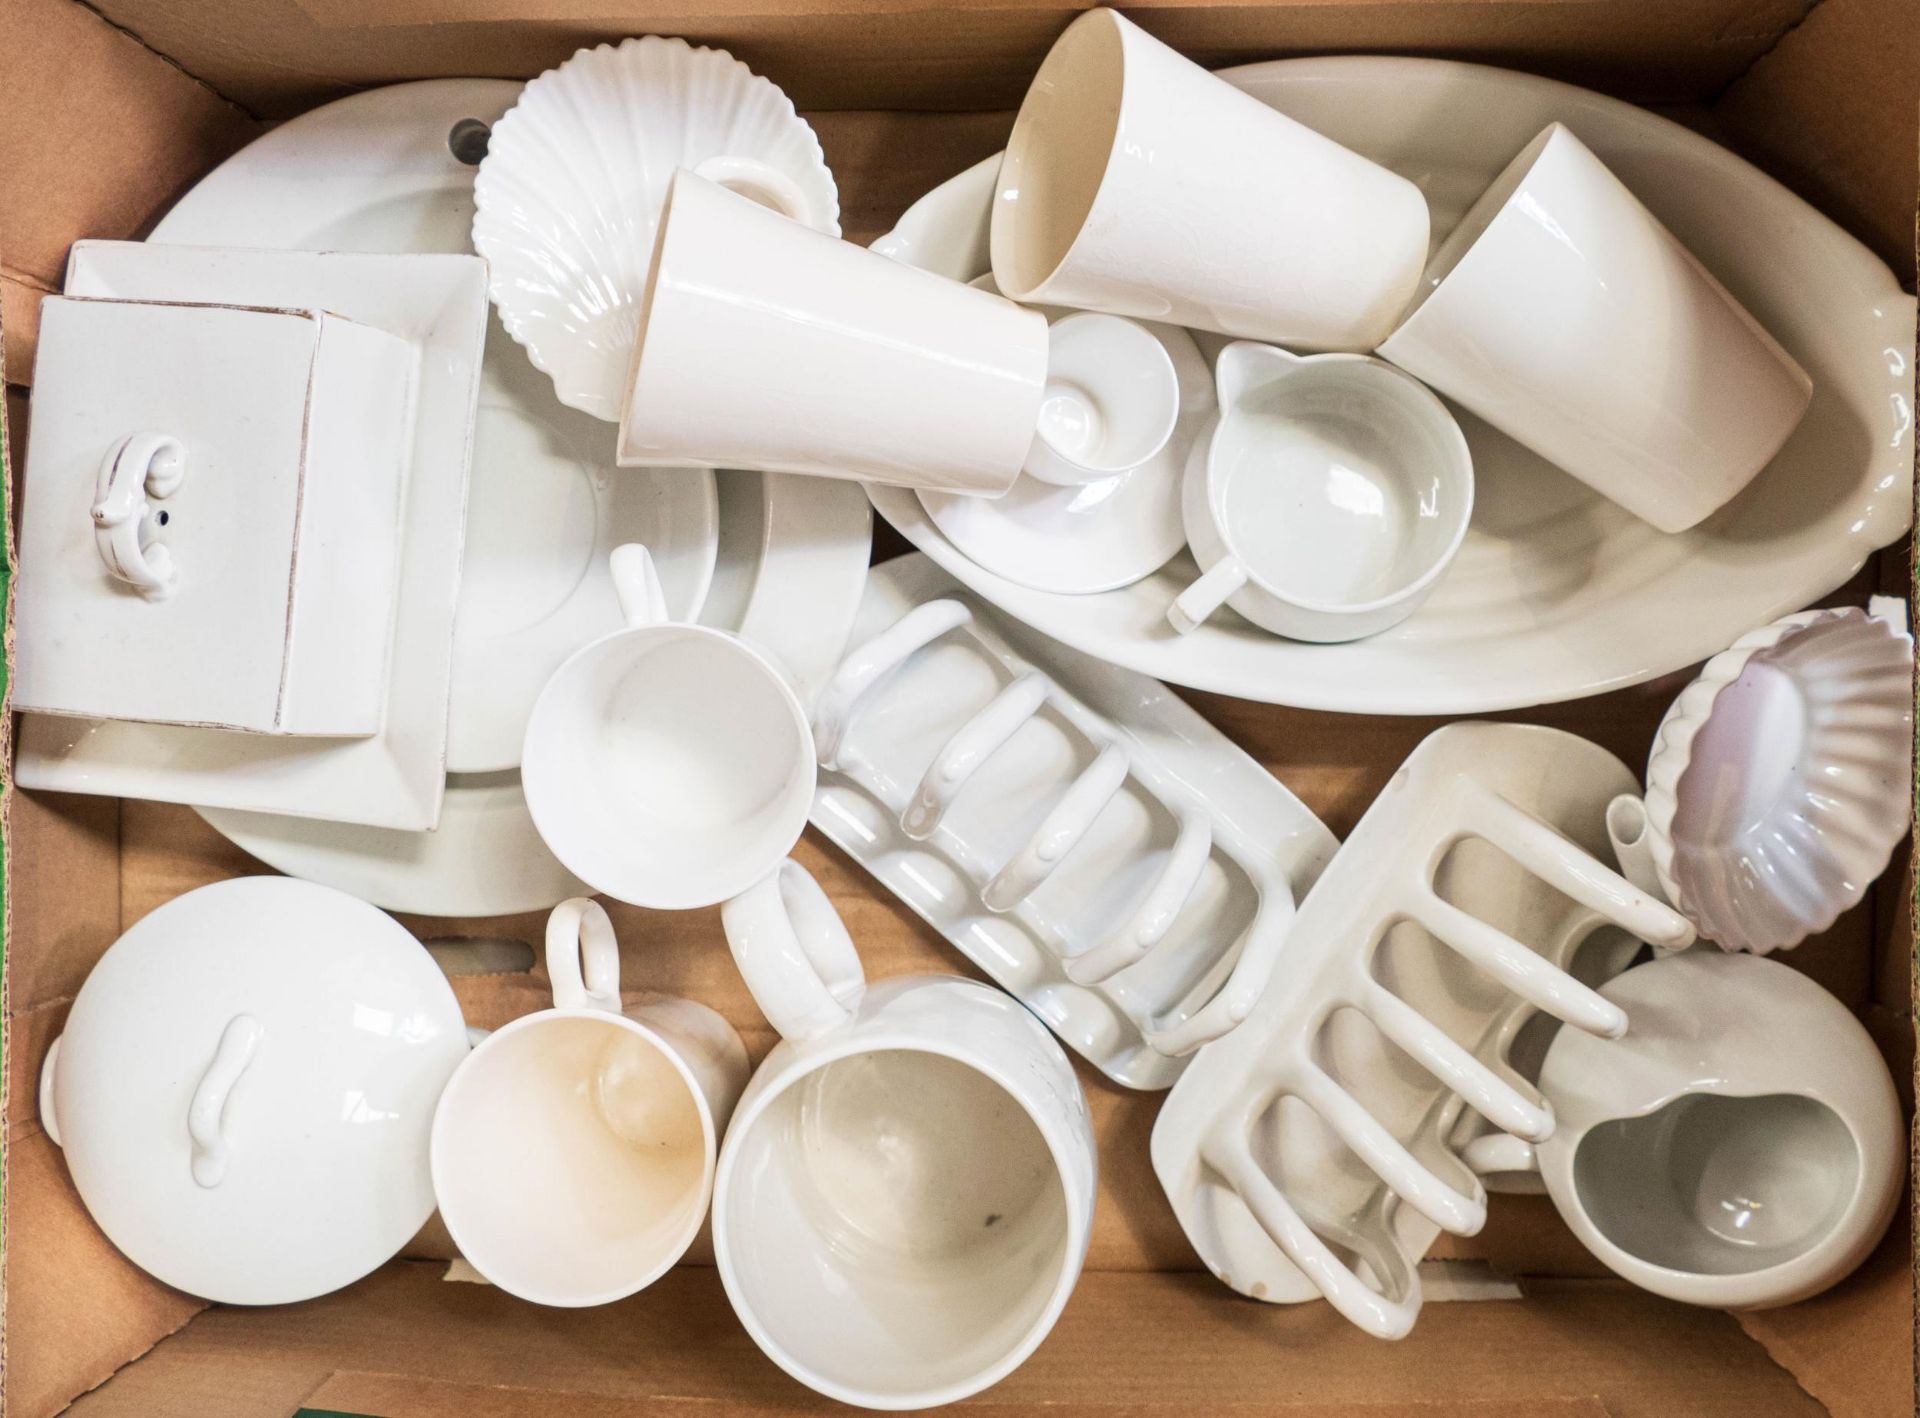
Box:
[1,1,1914,1415]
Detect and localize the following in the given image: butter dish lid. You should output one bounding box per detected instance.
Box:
[40,876,469,1304]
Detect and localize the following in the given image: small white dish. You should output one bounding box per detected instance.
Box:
[474,36,839,420]
[1640,602,1914,954]
[1169,341,1473,643]
[1465,951,1904,1310]
[39,877,469,1304]
[1027,312,1180,486]
[918,321,1211,595]
[21,242,487,831]
[810,553,1338,1089]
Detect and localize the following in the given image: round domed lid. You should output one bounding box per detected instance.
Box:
[44,876,468,1304]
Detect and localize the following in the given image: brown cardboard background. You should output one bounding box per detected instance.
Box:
[2,0,1915,1413]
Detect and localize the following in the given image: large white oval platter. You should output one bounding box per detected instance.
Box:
[870,57,1914,714]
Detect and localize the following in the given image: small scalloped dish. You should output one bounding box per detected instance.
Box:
[473,37,840,420]
[1644,601,1914,955]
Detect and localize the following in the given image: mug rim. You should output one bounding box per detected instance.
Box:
[1200,355,1475,615]
[521,619,816,910]
[429,1005,721,1309]
[711,1022,1092,1409]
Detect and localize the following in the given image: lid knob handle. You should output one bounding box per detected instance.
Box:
[93,431,186,600]
[188,1014,263,1189]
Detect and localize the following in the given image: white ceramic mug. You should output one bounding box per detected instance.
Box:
[713,859,1096,1410]
[430,898,749,1307]
[619,170,1048,496]
[1464,951,1902,1309]
[990,8,1429,350]
[521,543,816,909]
[1170,341,1473,642]
[1026,311,1179,486]
[1378,123,1813,534]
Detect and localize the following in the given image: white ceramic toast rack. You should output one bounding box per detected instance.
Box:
[1151,722,1695,1338]
[810,554,1337,1089]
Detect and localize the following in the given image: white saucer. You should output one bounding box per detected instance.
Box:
[917,324,1211,596]
[449,327,717,771]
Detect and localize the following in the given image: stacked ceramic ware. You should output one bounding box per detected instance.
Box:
[15,11,1915,1411]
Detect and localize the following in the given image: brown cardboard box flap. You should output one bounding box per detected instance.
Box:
[63,1264,1826,1418]
[297,1370,1619,1418]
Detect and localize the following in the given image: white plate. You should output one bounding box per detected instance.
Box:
[870,58,1915,713]
[120,78,721,774]
[917,323,1211,595]
[812,554,1337,1088]
[145,80,866,914]
[20,246,486,831]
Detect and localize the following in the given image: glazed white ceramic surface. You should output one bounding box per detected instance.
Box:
[473,37,838,421]
[1379,124,1812,534]
[811,554,1337,1089]
[918,319,1212,595]
[39,877,469,1304]
[1640,603,1915,954]
[1465,951,1903,1309]
[619,172,1048,495]
[522,544,816,910]
[431,899,748,1306]
[869,59,1915,712]
[1026,312,1180,485]
[992,9,1427,350]
[1168,341,1472,643]
[200,470,869,919]
[18,293,411,736]
[57,236,719,774]
[1151,723,1694,1339]
[104,83,863,910]
[715,860,1096,1409]
[22,242,488,830]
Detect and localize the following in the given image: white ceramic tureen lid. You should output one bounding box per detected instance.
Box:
[40,876,468,1304]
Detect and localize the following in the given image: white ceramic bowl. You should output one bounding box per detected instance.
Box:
[1644,604,1914,954]
[473,37,840,420]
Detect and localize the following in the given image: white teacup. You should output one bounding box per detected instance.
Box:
[522,543,815,909]
[1026,312,1179,486]
[1378,123,1812,534]
[991,8,1429,350]
[1169,341,1473,642]
[1464,951,1902,1310]
[714,859,1097,1410]
[430,899,749,1307]
[619,170,1047,497]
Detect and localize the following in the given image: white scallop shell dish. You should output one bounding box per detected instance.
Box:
[1645,601,1914,955]
[474,37,841,420]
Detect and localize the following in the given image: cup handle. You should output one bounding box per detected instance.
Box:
[1168,556,1248,635]
[187,1014,264,1189]
[610,543,670,631]
[1604,794,1681,938]
[39,1035,63,1148]
[547,898,623,1013]
[721,858,866,1042]
[1462,1132,1543,1191]
[93,431,185,600]
[691,156,822,230]
[814,599,972,770]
